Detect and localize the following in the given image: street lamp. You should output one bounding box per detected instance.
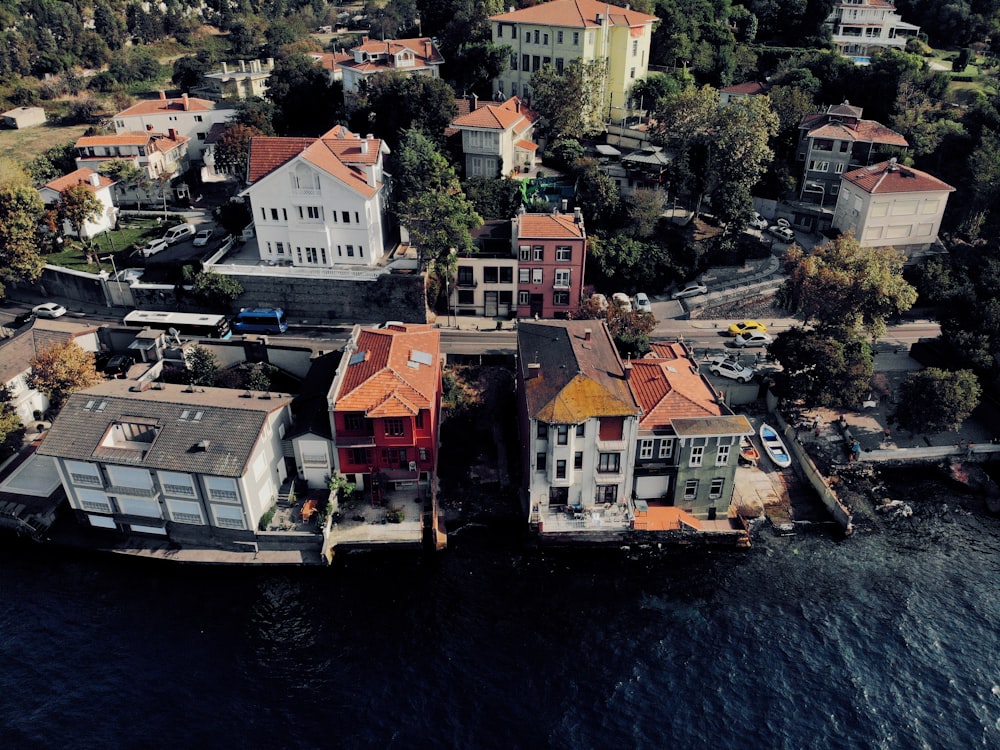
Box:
[101,254,124,298]
[802,181,826,208]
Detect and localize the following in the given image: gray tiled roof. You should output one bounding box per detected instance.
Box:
[38,381,292,477]
[0,319,98,384]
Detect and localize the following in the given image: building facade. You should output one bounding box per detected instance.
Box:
[489,0,658,123]
[243,126,391,268]
[629,343,752,521]
[328,324,441,501]
[833,159,955,255]
[518,320,641,535]
[38,168,118,239]
[514,210,587,319]
[193,58,276,102]
[793,101,908,231]
[37,381,293,546]
[450,96,538,178]
[112,92,235,161]
[824,0,920,60]
[73,130,190,204]
[340,37,444,94]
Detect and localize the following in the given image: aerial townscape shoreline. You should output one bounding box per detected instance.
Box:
[1,0,1000,571]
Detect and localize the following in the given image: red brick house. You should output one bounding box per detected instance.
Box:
[328,324,441,502]
[515,210,587,319]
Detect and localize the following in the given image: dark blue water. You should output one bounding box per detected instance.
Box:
[2,476,999,749]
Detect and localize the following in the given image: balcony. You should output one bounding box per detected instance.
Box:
[535,503,632,534]
[107,484,158,498]
[595,438,628,452]
[292,186,321,196]
[456,278,478,288]
[334,434,376,448]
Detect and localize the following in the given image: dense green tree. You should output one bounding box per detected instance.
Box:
[191,270,244,310]
[0,386,25,461]
[213,124,264,184]
[172,55,212,93]
[768,325,875,408]
[394,129,482,270]
[184,345,220,387]
[462,176,521,219]
[228,18,266,58]
[101,159,148,210]
[448,41,510,100]
[349,72,457,150]
[895,368,981,434]
[94,1,127,51]
[233,98,277,136]
[572,300,656,359]
[530,59,607,139]
[27,341,101,414]
[781,233,917,340]
[574,161,620,232]
[60,185,105,254]
[267,53,343,135]
[0,186,46,299]
[216,201,253,237]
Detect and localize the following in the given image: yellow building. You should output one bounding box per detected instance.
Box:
[489,0,658,124]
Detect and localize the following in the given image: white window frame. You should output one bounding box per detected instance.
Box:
[709,478,725,499]
[683,479,698,500]
[639,439,654,460]
[716,445,731,466]
[531,268,543,284]
[658,439,674,459]
[689,446,704,467]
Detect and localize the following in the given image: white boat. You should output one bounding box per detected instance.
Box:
[759,423,791,468]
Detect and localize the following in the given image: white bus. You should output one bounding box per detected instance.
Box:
[123,310,232,339]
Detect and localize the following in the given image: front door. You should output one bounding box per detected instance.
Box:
[530,294,544,318]
[484,291,498,317]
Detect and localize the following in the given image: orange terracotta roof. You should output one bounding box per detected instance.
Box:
[842,160,955,194]
[351,37,443,62]
[518,213,585,239]
[247,130,383,193]
[808,119,908,147]
[452,96,536,131]
[115,96,218,117]
[300,139,379,198]
[43,168,115,194]
[516,139,538,151]
[627,342,726,430]
[245,137,314,183]
[309,51,351,70]
[518,320,639,422]
[334,325,440,416]
[491,0,658,28]
[721,81,767,96]
[76,131,188,151]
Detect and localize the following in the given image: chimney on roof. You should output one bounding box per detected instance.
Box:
[623,360,633,380]
[468,92,478,111]
[89,172,100,187]
[146,124,153,131]
[596,12,604,24]
[267,57,275,69]
[239,59,247,72]
[424,40,432,58]
[168,128,177,140]
[573,207,583,224]
[182,93,189,111]
[159,90,166,100]
[527,362,541,379]
[584,328,592,341]
[887,157,898,171]
[222,61,228,74]
[515,98,520,113]
[366,133,374,140]
[360,139,368,154]
[194,439,211,452]
[508,5,514,12]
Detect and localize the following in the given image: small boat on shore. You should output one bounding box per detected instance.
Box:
[759,423,791,468]
[739,435,759,466]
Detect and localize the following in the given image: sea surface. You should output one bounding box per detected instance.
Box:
[1,468,999,750]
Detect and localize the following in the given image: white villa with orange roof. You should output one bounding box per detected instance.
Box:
[327,323,441,499]
[111,92,235,161]
[450,96,538,178]
[242,126,391,268]
[38,168,118,238]
[340,36,444,94]
[73,130,190,204]
[489,0,658,124]
[833,160,955,255]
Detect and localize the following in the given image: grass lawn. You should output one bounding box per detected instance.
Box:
[44,219,165,272]
[0,121,89,164]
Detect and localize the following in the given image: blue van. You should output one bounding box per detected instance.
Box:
[232,307,288,334]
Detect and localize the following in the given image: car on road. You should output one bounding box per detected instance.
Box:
[612,292,632,312]
[727,320,767,336]
[709,359,756,383]
[733,331,773,347]
[634,292,652,313]
[671,283,708,300]
[32,303,67,319]
[139,239,169,258]
[192,228,214,247]
[768,225,795,243]
[162,223,196,245]
[749,212,768,230]
[12,311,35,327]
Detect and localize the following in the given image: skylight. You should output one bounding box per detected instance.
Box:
[349,351,366,365]
[410,350,433,366]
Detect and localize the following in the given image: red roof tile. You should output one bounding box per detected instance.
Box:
[721,81,767,96]
[842,160,955,194]
[115,96,219,117]
[247,129,384,194]
[452,96,536,131]
[491,0,658,28]
[334,325,440,416]
[76,131,188,151]
[518,213,585,239]
[629,342,723,429]
[43,168,115,194]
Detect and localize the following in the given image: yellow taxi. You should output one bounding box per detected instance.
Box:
[727,319,767,336]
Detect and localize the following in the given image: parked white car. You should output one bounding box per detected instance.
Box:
[768,225,795,243]
[162,223,196,245]
[32,303,67,319]
[671,283,708,299]
[749,212,768,230]
[634,292,652,313]
[192,228,214,247]
[139,239,169,258]
[709,359,756,383]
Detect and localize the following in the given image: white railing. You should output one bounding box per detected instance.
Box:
[208,263,387,281]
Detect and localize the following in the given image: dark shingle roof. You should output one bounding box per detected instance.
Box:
[37,381,291,477]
